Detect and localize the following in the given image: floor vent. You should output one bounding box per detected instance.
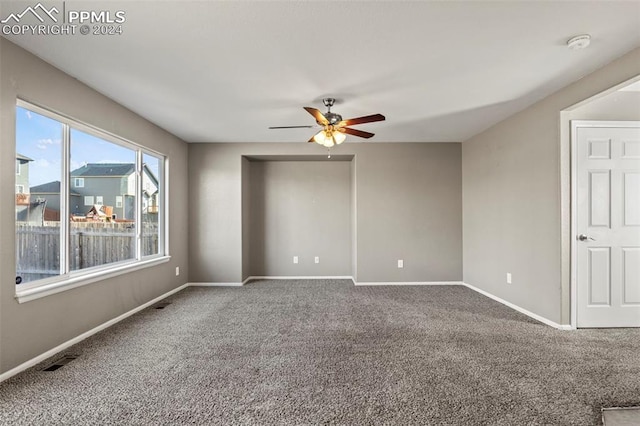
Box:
[602,407,640,425]
[42,354,79,371]
[154,301,172,309]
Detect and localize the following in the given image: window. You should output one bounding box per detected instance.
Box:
[142,153,162,256]
[16,160,20,175]
[15,107,63,284]
[15,101,166,293]
[70,128,138,271]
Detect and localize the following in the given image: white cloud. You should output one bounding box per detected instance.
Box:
[36,138,60,150]
[26,110,32,119]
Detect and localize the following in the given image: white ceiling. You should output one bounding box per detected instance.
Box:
[2,1,640,143]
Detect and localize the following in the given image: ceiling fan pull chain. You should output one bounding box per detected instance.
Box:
[327,148,331,159]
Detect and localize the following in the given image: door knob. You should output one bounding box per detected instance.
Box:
[578,234,595,242]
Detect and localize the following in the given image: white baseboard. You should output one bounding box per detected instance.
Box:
[462,282,572,330]
[355,281,463,286]
[556,324,574,331]
[246,275,354,282]
[188,276,354,287]
[0,283,189,384]
[188,282,245,287]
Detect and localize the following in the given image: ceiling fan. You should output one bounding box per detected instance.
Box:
[269,98,385,148]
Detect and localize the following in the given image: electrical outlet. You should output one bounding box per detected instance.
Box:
[398,259,404,268]
[315,256,319,264]
[175,267,180,276]
[506,273,512,284]
[293,256,299,264]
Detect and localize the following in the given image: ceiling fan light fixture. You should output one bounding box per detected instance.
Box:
[313,129,345,147]
[313,130,331,146]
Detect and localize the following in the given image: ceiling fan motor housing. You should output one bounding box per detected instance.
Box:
[324,112,343,125]
[321,98,342,124]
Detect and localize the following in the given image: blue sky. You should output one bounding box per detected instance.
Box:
[16,107,160,187]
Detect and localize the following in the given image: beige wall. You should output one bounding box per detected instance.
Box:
[0,39,189,373]
[567,88,640,121]
[462,48,640,325]
[247,160,352,277]
[189,143,462,284]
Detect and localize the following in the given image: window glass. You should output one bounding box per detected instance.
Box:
[15,106,63,284]
[15,101,166,291]
[142,153,161,256]
[70,128,137,271]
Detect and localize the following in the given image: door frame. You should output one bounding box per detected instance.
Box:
[570,120,640,328]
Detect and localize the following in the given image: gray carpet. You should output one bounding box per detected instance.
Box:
[1,280,639,425]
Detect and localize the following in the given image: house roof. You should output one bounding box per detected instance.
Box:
[71,163,135,177]
[143,164,159,186]
[30,180,81,196]
[16,153,33,162]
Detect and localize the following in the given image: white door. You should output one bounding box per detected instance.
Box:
[576,123,640,327]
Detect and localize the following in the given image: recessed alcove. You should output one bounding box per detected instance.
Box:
[241,155,356,280]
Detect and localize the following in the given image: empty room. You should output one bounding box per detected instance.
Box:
[1,1,639,425]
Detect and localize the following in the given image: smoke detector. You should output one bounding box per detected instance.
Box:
[567,34,591,50]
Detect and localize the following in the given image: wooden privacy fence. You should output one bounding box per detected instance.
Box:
[16,222,159,283]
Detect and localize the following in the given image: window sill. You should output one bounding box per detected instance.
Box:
[15,256,171,304]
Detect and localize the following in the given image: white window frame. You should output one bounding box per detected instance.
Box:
[115,196,123,208]
[96,195,104,205]
[16,184,24,194]
[15,99,169,303]
[74,177,84,187]
[141,152,165,256]
[16,160,21,175]
[84,195,94,206]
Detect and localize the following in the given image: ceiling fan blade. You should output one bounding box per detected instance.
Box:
[304,107,329,125]
[308,134,318,143]
[339,127,375,139]
[268,125,315,129]
[338,114,385,127]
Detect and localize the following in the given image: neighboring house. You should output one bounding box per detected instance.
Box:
[15,153,42,223]
[26,163,159,221]
[29,181,82,217]
[15,153,33,199]
[70,163,158,220]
